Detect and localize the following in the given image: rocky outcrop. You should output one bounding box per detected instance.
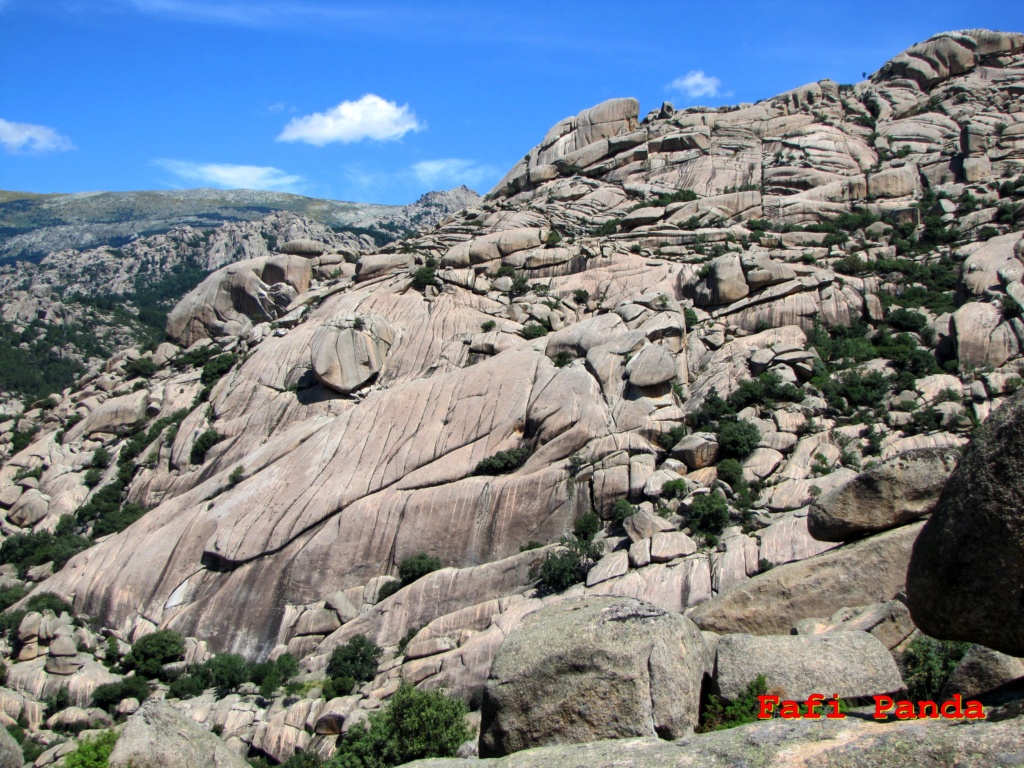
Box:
[479,597,709,757]
[108,700,250,768]
[165,254,311,346]
[690,522,924,635]
[808,448,960,541]
[908,389,1024,655]
[713,631,903,700]
[940,645,1024,700]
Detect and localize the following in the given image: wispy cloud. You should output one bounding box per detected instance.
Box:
[0,118,75,154]
[669,70,722,99]
[278,94,423,146]
[154,159,304,192]
[411,159,499,189]
[124,0,382,27]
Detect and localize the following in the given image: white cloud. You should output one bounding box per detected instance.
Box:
[154,159,304,192]
[669,70,722,99]
[411,158,497,189]
[0,118,75,154]
[278,94,423,146]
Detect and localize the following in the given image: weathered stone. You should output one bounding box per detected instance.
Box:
[690,522,924,635]
[649,531,697,562]
[940,645,1024,700]
[809,448,960,541]
[625,344,676,387]
[908,389,1024,655]
[109,700,250,768]
[672,433,719,470]
[622,509,675,543]
[479,596,709,757]
[714,631,904,701]
[280,239,326,256]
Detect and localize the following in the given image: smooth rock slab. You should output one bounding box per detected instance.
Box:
[714,630,903,701]
[479,596,709,757]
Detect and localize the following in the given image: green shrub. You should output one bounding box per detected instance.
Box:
[715,420,760,460]
[521,323,549,340]
[610,498,636,524]
[398,554,443,585]
[0,585,26,613]
[0,517,91,577]
[332,681,470,767]
[480,320,496,332]
[63,730,119,768]
[887,308,928,334]
[91,675,150,713]
[901,635,971,703]
[43,687,70,715]
[536,539,601,595]
[508,276,530,298]
[0,610,26,643]
[572,512,601,542]
[228,465,244,485]
[727,372,803,411]
[590,218,621,236]
[327,635,382,688]
[472,447,530,475]
[715,459,744,488]
[6,722,44,763]
[572,289,590,304]
[698,675,768,732]
[124,357,158,379]
[688,493,730,538]
[122,630,184,680]
[660,479,689,500]
[656,425,687,451]
[410,260,438,291]
[545,231,562,246]
[375,581,402,602]
[25,592,74,615]
[683,307,698,329]
[190,429,222,465]
[92,502,147,538]
[83,467,104,488]
[200,353,237,388]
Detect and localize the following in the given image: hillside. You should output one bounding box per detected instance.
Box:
[0,28,1023,767]
[0,186,480,265]
[0,187,481,408]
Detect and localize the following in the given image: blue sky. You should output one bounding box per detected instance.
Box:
[1,1,1022,205]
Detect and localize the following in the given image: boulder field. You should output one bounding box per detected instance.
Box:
[0,27,1023,767]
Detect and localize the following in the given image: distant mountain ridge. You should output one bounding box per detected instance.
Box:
[0,186,481,264]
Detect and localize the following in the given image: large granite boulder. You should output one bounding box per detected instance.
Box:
[907,389,1024,655]
[108,700,250,768]
[479,596,709,757]
[808,448,960,542]
[713,631,904,701]
[310,315,395,394]
[940,645,1024,700]
[690,522,924,635]
[166,255,311,346]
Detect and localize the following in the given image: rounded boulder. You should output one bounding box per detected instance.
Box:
[479,596,709,757]
[907,388,1024,655]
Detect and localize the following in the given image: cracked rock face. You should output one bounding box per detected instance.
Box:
[478,596,709,757]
